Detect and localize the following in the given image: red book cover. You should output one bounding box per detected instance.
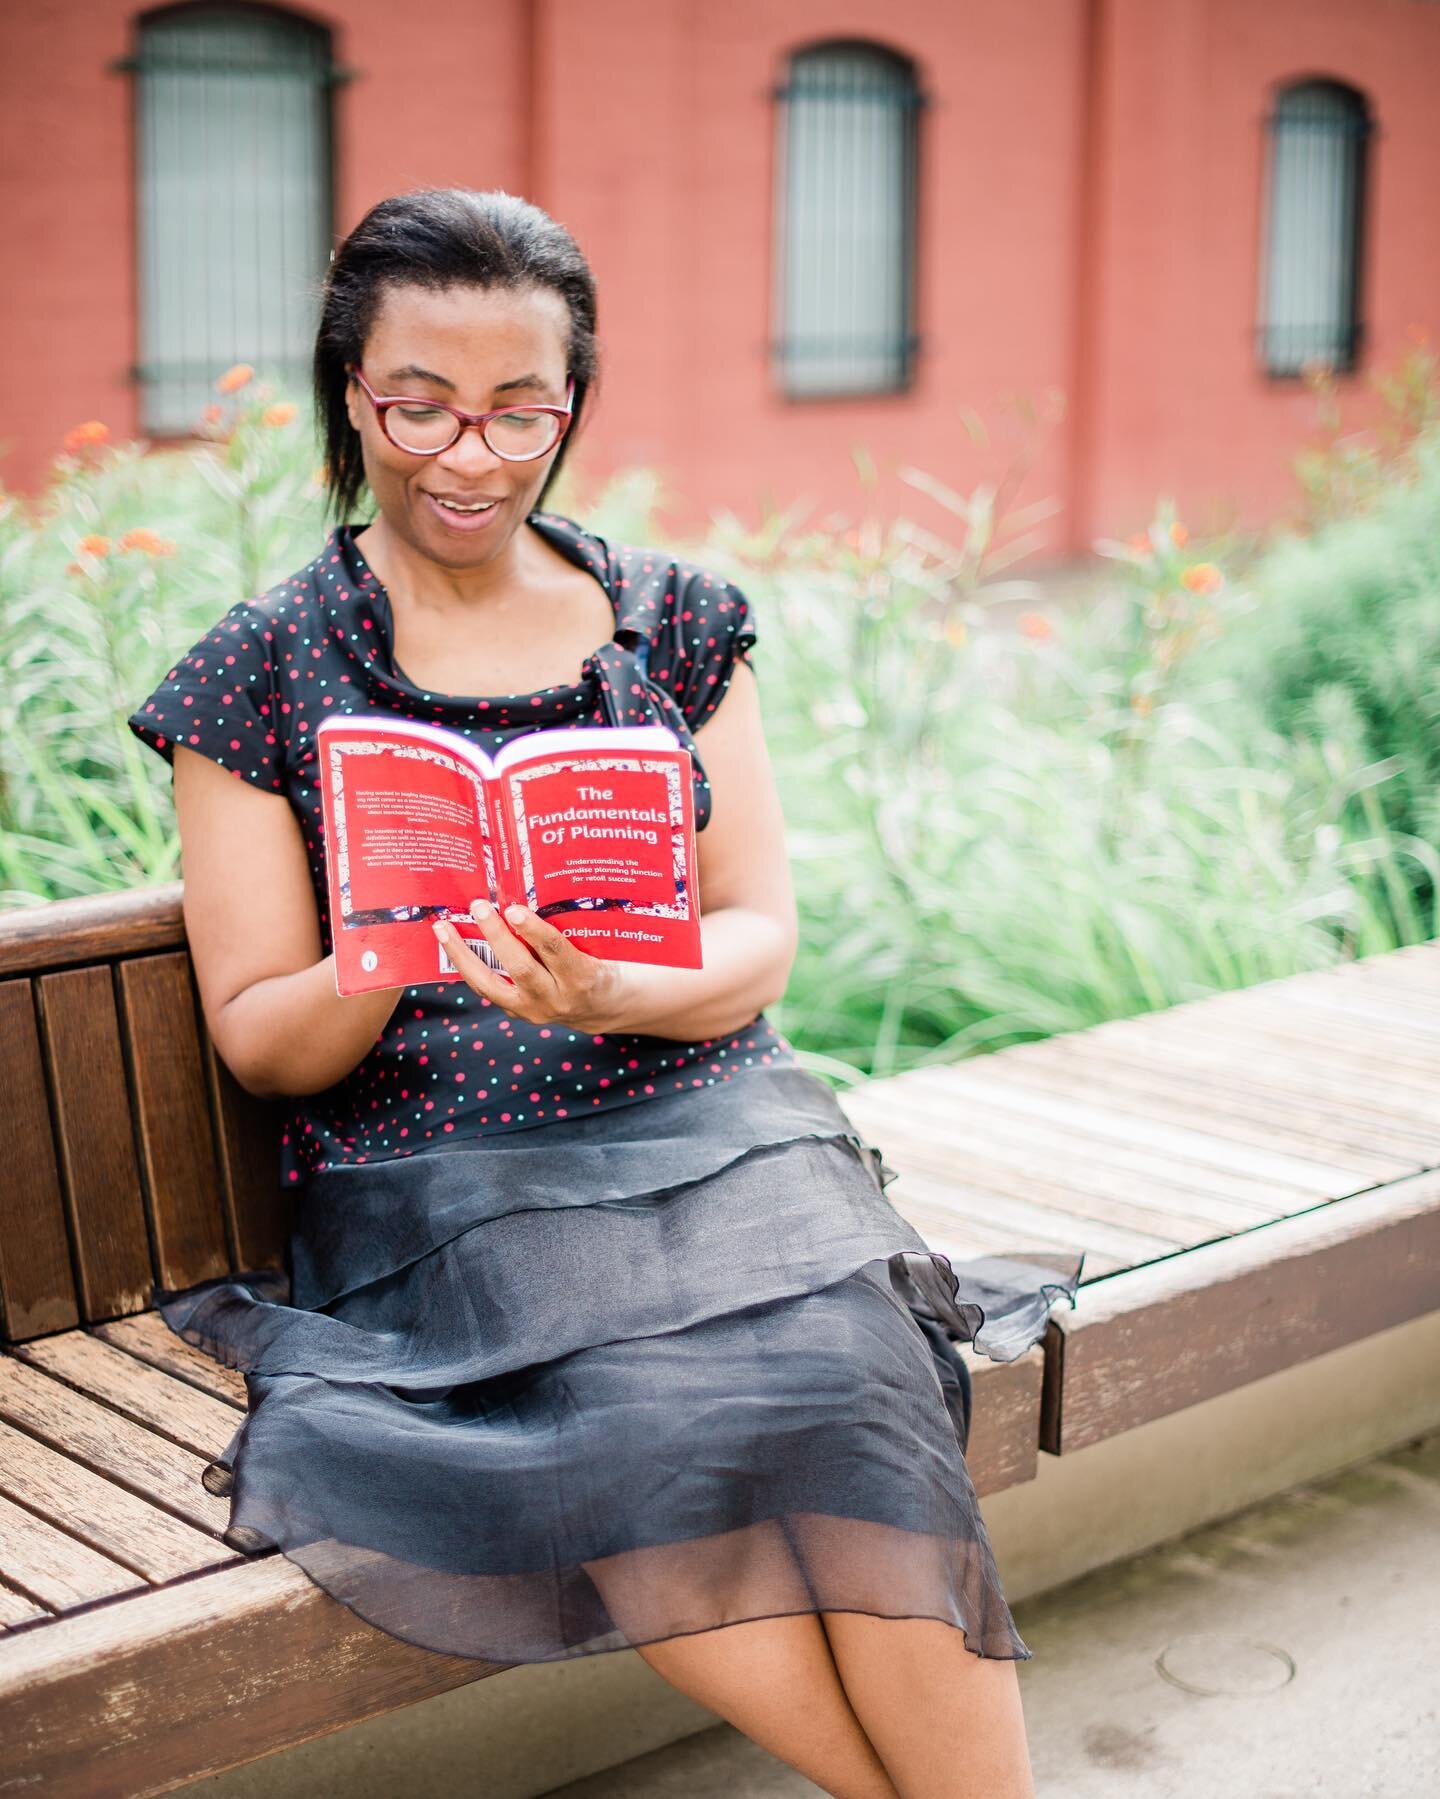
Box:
[316,715,703,997]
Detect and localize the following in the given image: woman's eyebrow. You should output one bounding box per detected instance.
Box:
[383,364,548,395]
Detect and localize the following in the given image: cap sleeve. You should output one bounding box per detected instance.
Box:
[652,567,758,735]
[127,598,285,792]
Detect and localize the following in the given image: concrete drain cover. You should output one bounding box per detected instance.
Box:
[1155,1631,1296,1696]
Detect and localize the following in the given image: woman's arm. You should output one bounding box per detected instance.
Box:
[172,746,405,1099]
[600,657,799,1041]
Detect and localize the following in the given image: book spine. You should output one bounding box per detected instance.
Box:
[487,775,522,911]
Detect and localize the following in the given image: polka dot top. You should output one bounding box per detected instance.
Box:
[127,510,796,1185]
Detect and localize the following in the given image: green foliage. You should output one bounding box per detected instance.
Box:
[717,496,1435,1083]
[1196,423,1440,930]
[2,355,1436,1085]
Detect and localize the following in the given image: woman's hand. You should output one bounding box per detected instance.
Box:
[433,899,634,1035]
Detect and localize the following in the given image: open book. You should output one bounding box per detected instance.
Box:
[317,715,702,997]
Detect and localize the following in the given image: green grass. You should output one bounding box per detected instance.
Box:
[4,356,1437,1084]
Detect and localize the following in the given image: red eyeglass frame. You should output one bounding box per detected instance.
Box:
[345,364,576,460]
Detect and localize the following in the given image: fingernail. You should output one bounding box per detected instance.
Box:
[432,920,446,938]
[471,897,492,919]
[505,904,526,923]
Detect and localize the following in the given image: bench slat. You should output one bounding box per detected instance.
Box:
[0,1580,50,1629]
[895,1064,1374,1192]
[962,1346,1043,1494]
[1275,979,1440,1039]
[0,980,77,1340]
[844,1082,1305,1221]
[117,954,231,1292]
[856,1112,1192,1255]
[0,1492,142,1612]
[0,1418,237,1585]
[0,885,185,979]
[0,1358,227,1536]
[958,1035,1440,1167]
[0,1556,490,1798]
[91,1312,247,1408]
[202,1036,291,1274]
[14,1334,241,1461]
[35,968,152,1321]
[873,1111,1266,1239]
[1151,992,1440,1078]
[1042,1169,1440,1453]
[885,1175,1128,1277]
[1017,1026,1440,1139]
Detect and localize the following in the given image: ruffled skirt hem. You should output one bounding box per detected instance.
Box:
[156,1063,1084,1665]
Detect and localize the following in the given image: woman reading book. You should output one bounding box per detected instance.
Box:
[128,188,1083,1799]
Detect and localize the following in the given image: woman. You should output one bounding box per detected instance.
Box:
[129,187,1083,1799]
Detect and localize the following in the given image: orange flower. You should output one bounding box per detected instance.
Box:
[119,526,177,557]
[77,534,111,558]
[262,402,297,428]
[1018,612,1054,641]
[1179,562,1222,594]
[63,420,110,454]
[201,403,224,425]
[1168,521,1189,547]
[1126,532,1152,555]
[944,614,968,649]
[216,364,254,394]
[1130,692,1154,716]
[65,561,84,576]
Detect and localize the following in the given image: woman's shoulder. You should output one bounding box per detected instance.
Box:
[534,511,757,649]
[125,526,352,787]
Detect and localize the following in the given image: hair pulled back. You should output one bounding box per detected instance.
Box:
[313,187,599,523]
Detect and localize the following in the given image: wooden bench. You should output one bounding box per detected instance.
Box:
[3,886,1438,1796]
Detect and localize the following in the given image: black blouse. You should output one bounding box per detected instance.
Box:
[127,511,794,1188]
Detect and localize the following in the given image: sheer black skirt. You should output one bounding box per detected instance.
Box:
[155,1063,1084,1665]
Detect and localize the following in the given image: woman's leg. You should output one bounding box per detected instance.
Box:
[583,1522,899,1799]
[820,1612,1035,1799]
[633,1613,900,1799]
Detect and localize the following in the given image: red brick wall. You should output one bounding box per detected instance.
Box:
[2,0,1437,555]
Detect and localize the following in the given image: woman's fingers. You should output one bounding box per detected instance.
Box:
[431,910,526,1008]
[500,903,584,966]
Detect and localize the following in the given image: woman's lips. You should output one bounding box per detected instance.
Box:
[422,491,504,533]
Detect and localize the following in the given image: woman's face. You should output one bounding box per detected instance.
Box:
[344,281,574,569]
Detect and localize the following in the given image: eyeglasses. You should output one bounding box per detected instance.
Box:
[346,365,576,460]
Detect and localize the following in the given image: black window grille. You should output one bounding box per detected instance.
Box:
[770,41,924,398]
[115,3,347,433]
[1257,79,1373,378]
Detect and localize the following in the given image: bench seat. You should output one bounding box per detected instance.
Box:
[3,885,1438,1796]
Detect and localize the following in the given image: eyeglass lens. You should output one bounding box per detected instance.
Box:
[386,402,563,459]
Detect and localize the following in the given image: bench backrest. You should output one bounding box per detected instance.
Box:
[0,884,287,1346]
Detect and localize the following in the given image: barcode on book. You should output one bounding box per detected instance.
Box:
[438,934,508,977]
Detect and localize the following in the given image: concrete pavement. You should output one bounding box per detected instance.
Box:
[542,1428,1440,1798]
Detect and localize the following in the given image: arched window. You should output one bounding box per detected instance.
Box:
[124,3,342,432]
[1257,79,1372,378]
[771,41,923,398]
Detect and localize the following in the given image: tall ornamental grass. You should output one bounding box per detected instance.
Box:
[2,354,1435,1083]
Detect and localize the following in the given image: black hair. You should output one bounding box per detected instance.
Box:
[312,187,599,524]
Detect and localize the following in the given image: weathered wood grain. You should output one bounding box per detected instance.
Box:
[1042,1169,1440,1454]
[0,1357,227,1535]
[14,1333,240,1460]
[117,954,230,1292]
[0,1418,236,1583]
[34,967,152,1321]
[0,979,76,1340]
[0,1557,493,1798]
[90,1312,246,1409]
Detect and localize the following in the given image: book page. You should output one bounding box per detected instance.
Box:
[329,735,496,926]
[502,749,694,929]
